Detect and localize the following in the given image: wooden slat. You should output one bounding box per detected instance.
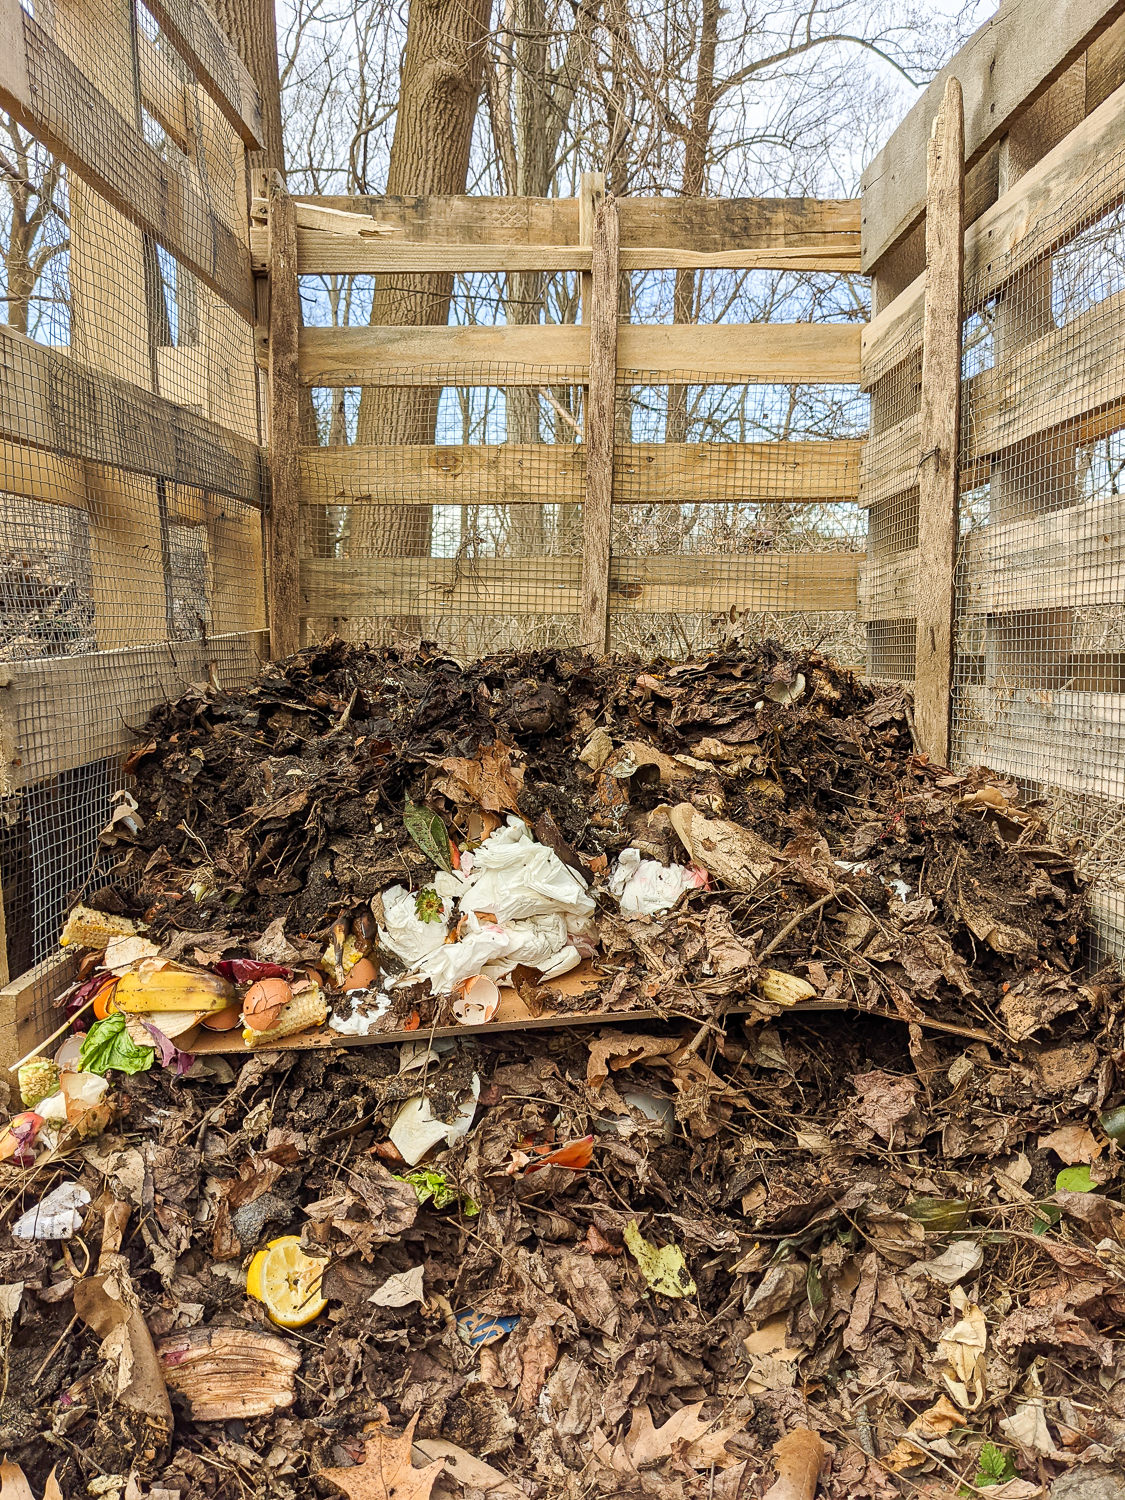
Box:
[0,954,78,1073]
[144,0,264,150]
[298,322,862,388]
[860,0,1125,273]
[964,284,1125,460]
[0,321,264,504]
[862,489,1125,621]
[298,552,860,620]
[862,74,1125,384]
[914,79,965,765]
[298,439,863,507]
[254,231,862,276]
[137,28,190,150]
[0,631,269,795]
[581,179,615,654]
[0,0,253,319]
[267,177,301,660]
[957,686,1125,801]
[284,194,859,251]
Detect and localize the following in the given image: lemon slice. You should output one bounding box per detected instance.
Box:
[246,1235,327,1327]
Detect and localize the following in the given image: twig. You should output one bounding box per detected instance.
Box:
[32,1313,78,1384]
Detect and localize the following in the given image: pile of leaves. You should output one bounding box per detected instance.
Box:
[0,640,1122,1500]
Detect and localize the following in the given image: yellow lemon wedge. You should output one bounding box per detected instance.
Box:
[246,1235,327,1328]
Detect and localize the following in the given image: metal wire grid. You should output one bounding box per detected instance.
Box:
[300,365,866,662]
[0,0,265,991]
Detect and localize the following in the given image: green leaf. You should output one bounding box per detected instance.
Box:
[1032,1202,1061,1235]
[1055,1165,1096,1193]
[399,1169,479,1215]
[404,800,454,874]
[973,1443,1016,1487]
[78,1012,155,1076]
[806,1260,825,1310]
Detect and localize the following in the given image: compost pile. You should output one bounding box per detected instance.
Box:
[0,640,1124,1500]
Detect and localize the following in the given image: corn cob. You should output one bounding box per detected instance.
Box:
[114,966,236,1013]
[60,905,145,949]
[243,985,328,1047]
[756,969,817,1007]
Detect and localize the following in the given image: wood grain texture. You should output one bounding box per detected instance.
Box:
[298,552,861,620]
[298,321,862,387]
[298,439,863,507]
[0,6,255,319]
[283,193,859,249]
[0,322,264,503]
[860,0,1125,272]
[250,231,861,275]
[0,631,269,795]
[914,79,964,765]
[144,0,265,149]
[957,687,1125,801]
[863,488,1125,622]
[581,184,616,653]
[0,955,78,1073]
[267,179,302,660]
[862,73,1125,384]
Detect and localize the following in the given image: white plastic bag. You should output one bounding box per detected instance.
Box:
[460,817,594,922]
[12,1181,91,1240]
[610,847,704,916]
[378,884,450,966]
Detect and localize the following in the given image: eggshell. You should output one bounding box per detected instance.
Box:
[243,976,292,1031]
[344,958,377,991]
[200,1003,243,1032]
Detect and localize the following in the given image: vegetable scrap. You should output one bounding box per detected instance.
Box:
[0,639,1120,1498]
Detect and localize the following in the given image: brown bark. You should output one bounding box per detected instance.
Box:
[666,0,719,444]
[211,0,286,174]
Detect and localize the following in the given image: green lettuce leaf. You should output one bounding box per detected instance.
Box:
[78,1013,155,1076]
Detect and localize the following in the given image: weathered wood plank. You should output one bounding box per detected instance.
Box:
[298,322,862,388]
[298,552,861,620]
[956,685,1125,801]
[267,178,302,661]
[0,954,78,1073]
[862,74,1125,384]
[582,181,616,654]
[914,80,965,765]
[0,321,264,504]
[298,439,863,507]
[252,231,862,275]
[284,194,859,250]
[0,631,269,795]
[863,488,1125,621]
[860,0,1125,273]
[144,0,264,149]
[0,0,253,319]
[964,285,1125,460]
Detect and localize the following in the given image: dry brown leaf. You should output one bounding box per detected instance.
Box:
[42,1470,62,1500]
[320,1414,445,1500]
[763,1428,827,1500]
[595,1401,737,1473]
[1038,1124,1103,1164]
[412,1439,523,1498]
[0,1462,34,1500]
[669,803,778,891]
[516,1310,559,1412]
[435,742,524,813]
[586,1031,680,1090]
[885,1394,966,1470]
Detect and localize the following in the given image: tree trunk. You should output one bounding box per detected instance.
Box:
[211,0,285,174]
[349,0,493,629]
[666,0,719,444]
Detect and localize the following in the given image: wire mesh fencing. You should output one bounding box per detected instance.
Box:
[0,0,265,1018]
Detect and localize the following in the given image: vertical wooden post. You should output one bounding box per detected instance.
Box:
[267,173,301,659]
[913,78,964,764]
[578,172,603,324]
[580,187,618,655]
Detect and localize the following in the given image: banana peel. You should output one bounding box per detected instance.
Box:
[114,960,236,1014]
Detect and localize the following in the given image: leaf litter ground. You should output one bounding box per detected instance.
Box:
[0,641,1123,1500]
